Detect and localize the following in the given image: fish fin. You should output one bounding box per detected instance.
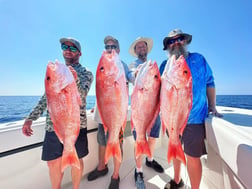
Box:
[61,147,80,172]
[122,116,127,132]
[53,124,63,143]
[68,66,78,81]
[162,120,166,136]
[103,124,108,134]
[147,106,160,135]
[179,123,187,136]
[105,142,122,164]
[167,140,186,165]
[131,119,135,132]
[135,140,151,159]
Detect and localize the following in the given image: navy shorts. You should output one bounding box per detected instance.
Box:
[42,128,89,161]
[182,123,207,157]
[133,115,161,140]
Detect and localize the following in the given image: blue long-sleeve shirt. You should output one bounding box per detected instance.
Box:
[159,52,215,124]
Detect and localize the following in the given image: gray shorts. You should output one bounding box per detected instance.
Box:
[182,123,207,157]
[97,123,124,146]
[97,123,108,146]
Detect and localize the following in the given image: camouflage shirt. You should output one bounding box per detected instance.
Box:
[27,63,93,131]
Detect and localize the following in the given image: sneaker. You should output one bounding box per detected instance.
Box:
[108,176,120,189]
[164,179,185,189]
[87,166,108,181]
[145,158,164,173]
[134,169,146,189]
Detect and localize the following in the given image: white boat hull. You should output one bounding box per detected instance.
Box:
[0,106,252,189]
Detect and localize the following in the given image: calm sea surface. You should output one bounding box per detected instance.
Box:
[0,95,252,124]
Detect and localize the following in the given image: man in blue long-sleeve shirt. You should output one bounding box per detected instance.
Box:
[160,29,222,189]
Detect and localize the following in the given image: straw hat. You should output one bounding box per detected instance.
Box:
[129,37,153,57]
[163,29,192,50]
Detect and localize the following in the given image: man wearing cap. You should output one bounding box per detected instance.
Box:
[87,35,129,189]
[160,29,222,189]
[128,37,164,189]
[22,37,93,189]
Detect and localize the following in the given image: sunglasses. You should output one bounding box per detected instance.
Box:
[167,36,185,45]
[105,45,117,50]
[61,44,78,52]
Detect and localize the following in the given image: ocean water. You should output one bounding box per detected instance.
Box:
[0,95,251,124]
[0,96,96,124]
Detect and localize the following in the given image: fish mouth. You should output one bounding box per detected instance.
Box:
[47,62,57,71]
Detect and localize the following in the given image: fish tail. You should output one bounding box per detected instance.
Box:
[61,148,80,172]
[167,141,186,165]
[105,142,122,164]
[135,140,151,159]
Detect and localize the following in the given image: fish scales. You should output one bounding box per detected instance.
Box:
[45,60,81,172]
[160,55,192,165]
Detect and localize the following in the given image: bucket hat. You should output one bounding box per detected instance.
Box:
[163,29,192,50]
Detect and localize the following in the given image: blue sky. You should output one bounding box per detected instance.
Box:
[0,0,251,96]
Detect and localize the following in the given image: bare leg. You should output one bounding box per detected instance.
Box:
[172,158,182,184]
[97,145,107,170]
[147,137,156,158]
[72,158,84,189]
[186,155,202,189]
[135,153,143,169]
[47,158,64,189]
[112,156,120,179]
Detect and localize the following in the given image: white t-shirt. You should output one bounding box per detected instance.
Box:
[92,104,102,124]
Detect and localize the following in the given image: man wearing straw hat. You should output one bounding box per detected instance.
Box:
[160,29,222,189]
[128,37,164,189]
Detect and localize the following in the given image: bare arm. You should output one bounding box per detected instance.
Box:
[22,119,33,136]
[207,87,223,117]
[22,94,47,136]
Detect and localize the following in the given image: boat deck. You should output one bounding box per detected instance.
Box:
[1,106,251,188]
[63,136,208,189]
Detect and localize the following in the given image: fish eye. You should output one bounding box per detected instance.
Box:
[100,66,104,72]
[183,70,188,74]
[154,75,158,79]
[47,76,50,80]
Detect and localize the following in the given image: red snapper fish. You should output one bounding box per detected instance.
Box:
[96,50,128,163]
[45,60,82,172]
[160,55,192,165]
[131,60,161,159]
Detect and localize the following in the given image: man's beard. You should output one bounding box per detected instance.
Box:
[168,44,188,59]
[64,56,79,65]
[138,52,147,61]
